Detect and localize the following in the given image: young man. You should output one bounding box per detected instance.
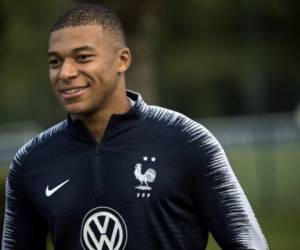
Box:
[2,4,268,250]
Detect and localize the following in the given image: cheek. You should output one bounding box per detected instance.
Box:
[49,70,58,88]
[49,71,62,98]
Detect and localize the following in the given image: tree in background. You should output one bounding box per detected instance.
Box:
[156,0,300,117]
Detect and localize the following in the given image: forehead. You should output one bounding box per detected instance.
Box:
[48,25,109,53]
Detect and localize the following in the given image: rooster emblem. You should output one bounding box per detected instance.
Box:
[134,163,156,190]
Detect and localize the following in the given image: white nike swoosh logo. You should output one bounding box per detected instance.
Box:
[45,179,70,197]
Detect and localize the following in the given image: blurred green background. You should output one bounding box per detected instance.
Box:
[0,0,300,249]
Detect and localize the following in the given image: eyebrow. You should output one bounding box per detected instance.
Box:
[73,46,97,53]
[48,46,97,57]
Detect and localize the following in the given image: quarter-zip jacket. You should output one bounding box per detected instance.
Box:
[2,91,268,250]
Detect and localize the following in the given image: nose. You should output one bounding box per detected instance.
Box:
[58,60,78,82]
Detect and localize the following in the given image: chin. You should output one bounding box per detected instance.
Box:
[63,103,90,116]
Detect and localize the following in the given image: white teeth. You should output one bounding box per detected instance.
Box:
[63,87,86,94]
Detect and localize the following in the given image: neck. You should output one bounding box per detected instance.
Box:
[71,86,131,143]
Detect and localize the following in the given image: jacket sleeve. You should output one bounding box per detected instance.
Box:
[186,125,269,249]
[1,159,47,250]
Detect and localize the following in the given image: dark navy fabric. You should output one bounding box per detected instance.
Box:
[2,91,268,250]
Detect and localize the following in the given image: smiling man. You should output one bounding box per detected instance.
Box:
[48,12,131,142]
[2,4,268,250]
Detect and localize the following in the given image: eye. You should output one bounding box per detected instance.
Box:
[76,54,93,63]
[48,57,62,68]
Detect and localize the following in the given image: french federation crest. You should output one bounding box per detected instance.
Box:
[134,156,157,198]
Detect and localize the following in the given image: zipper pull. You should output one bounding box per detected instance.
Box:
[95,145,100,155]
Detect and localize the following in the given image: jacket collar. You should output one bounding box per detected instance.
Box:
[67,90,146,144]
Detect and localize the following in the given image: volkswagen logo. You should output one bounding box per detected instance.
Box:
[80,207,127,250]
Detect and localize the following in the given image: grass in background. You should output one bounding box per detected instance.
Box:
[206,213,300,250]
[224,142,300,249]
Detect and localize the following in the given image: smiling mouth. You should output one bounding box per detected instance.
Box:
[60,86,89,94]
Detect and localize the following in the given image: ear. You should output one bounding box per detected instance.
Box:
[117,47,131,73]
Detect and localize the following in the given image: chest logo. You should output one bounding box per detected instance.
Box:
[45,179,69,197]
[134,156,157,198]
[81,207,127,250]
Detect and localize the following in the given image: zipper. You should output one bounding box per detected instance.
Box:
[94,144,102,192]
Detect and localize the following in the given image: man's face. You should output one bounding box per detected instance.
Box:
[48,25,130,117]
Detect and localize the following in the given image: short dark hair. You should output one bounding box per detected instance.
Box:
[51,4,126,45]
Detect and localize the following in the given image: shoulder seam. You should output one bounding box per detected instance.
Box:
[14,121,67,166]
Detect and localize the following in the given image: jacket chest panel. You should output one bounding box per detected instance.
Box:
[28,147,193,234]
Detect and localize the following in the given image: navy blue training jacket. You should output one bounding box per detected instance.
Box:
[2,91,268,250]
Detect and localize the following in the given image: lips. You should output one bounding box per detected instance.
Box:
[61,86,88,94]
[59,85,89,100]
